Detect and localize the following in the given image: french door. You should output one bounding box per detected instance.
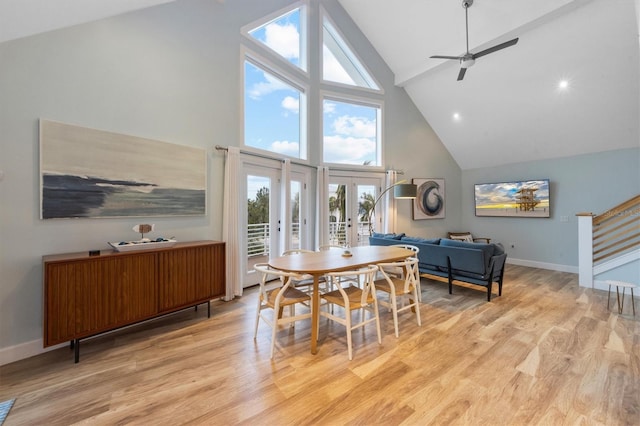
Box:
[242,163,310,287]
[243,165,280,287]
[327,175,382,247]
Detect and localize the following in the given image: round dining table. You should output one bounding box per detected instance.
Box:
[268,245,414,354]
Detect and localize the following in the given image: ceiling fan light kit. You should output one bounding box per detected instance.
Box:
[431,0,519,81]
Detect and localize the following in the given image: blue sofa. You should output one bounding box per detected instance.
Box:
[369,233,507,301]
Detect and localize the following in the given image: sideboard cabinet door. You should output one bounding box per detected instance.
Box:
[44,253,157,346]
[157,242,225,312]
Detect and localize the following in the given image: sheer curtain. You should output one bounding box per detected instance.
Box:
[383,170,398,233]
[222,147,242,301]
[280,159,291,253]
[315,166,329,250]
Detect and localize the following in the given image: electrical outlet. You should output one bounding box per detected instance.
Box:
[510,244,515,249]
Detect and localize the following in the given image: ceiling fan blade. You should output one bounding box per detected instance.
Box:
[430,55,461,60]
[457,68,467,81]
[472,38,519,59]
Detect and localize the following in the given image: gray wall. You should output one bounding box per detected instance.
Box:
[462,148,640,276]
[0,0,458,357]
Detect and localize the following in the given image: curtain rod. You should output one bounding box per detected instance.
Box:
[214,145,403,174]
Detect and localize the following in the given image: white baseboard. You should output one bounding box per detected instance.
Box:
[506,258,578,274]
[0,339,66,367]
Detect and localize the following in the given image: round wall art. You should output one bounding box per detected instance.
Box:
[413,178,445,219]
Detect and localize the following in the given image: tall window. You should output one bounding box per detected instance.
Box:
[323,98,381,166]
[242,3,383,167]
[322,16,379,90]
[247,5,306,72]
[244,59,306,159]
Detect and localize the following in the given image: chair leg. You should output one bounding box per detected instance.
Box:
[373,299,382,344]
[391,297,399,338]
[413,288,421,327]
[254,299,263,339]
[289,305,295,328]
[270,310,279,359]
[617,286,623,314]
[346,309,353,361]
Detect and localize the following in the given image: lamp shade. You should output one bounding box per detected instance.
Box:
[393,183,417,199]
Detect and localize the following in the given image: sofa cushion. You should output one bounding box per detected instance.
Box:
[492,242,505,255]
[400,236,440,245]
[372,232,405,240]
[440,238,495,268]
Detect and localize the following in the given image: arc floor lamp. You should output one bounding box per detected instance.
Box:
[368,179,417,234]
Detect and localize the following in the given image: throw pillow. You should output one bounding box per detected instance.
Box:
[450,233,473,242]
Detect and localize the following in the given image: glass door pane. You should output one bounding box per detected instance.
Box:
[290,180,301,250]
[355,183,376,246]
[243,169,279,287]
[327,176,381,248]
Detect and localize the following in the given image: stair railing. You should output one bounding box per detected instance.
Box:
[577,195,640,287]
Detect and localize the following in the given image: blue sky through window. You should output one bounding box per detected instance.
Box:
[244,61,301,158]
[248,8,302,70]
[243,5,382,165]
[323,99,379,166]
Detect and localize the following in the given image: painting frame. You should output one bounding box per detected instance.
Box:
[474,179,550,218]
[412,178,445,220]
[40,119,207,219]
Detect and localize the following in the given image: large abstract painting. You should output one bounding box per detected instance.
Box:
[40,120,207,219]
[413,178,445,220]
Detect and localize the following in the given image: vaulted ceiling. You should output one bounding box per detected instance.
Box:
[339,0,640,169]
[1,0,638,170]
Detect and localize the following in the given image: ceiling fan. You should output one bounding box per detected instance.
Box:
[431,0,519,81]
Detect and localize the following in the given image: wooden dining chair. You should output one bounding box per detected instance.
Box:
[374,257,421,338]
[391,244,422,301]
[253,263,312,358]
[320,265,382,360]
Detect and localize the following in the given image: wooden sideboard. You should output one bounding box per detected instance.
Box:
[43,240,225,362]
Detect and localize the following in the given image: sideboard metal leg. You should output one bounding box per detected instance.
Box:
[208,301,211,318]
[74,339,80,363]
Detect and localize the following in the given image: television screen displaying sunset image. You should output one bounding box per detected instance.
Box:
[474,179,550,217]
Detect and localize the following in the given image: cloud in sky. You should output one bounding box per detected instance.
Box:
[281,96,299,114]
[264,22,299,61]
[324,135,375,163]
[271,140,299,156]
[323,101,336,114]
[332,115,376,138]
[247,72,290,100]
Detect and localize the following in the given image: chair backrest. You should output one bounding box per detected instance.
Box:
[393,244,420,254]
[254,263,303,306]
[282,249,315,256]
[326,265,379,305]
[376,257,419,293]
[448,232,474,242]
[318,244,343,251]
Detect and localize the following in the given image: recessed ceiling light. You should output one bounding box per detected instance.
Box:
[558,80,569,90]
[453,112,461,121]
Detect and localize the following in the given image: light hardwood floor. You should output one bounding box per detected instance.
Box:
[1,265,638,425]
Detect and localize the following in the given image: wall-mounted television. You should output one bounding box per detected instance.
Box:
[474,179,550,218]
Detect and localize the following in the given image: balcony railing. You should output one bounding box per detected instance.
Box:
[248,221,372,256]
